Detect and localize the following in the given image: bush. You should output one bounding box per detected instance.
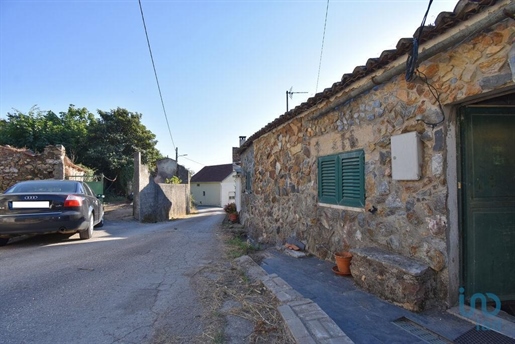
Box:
[165,176,182,184]
[223,202,237,214]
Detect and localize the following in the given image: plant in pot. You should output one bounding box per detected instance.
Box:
[334,251,353,275]
[223,202,239,223]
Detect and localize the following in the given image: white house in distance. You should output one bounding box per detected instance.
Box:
[190,164,236,207]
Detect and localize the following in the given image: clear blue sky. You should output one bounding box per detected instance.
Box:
[0,0,456,173]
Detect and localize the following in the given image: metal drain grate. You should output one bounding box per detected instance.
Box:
[393,317,452,344]
[454,328,515,344]
[501,300,515,317]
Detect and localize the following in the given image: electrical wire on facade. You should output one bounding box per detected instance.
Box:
[415,69,445,128]
[138,0,176,150]
[315,0,330,94]
[406,0,434,82]
[404,0,444,128]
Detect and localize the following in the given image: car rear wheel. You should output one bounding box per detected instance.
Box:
[79,214,94,240]
[0,238,9,246]
[95,215,104,228]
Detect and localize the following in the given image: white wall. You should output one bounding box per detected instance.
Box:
[191,182,220,206]
[191,172,236,207]
[220,172,236,207]
[235,174,242,212]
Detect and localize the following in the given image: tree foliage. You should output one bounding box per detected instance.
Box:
[0,105,95,159]
[165,176,182,184]
[0,106,53,152]
[0,105,163,195]
[53,105,96,161]
[83,107,161,171]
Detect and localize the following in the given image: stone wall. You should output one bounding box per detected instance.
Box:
[133,152,190,222]
[157,184,189,219]
[241,20,515,307]
[0,145,85,192]
[240,144,255,227]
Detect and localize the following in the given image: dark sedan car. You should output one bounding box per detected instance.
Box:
[0,179,104,246]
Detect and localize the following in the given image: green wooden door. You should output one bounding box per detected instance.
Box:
[461,107,515,300]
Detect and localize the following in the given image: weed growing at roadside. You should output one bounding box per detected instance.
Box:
[212,331,224,344]
[227,236,257,259]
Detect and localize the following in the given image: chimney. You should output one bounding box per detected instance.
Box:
[239,136,246,147]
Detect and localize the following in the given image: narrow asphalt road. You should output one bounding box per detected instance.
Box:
[0,207,225,344]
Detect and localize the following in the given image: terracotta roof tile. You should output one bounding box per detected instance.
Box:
[240,0,504,152]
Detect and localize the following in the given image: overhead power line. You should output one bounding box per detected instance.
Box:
[181,156,205,167]
[138,0,176,150]
[315,0,330,94]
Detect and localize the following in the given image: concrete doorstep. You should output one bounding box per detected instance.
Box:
[233,255,354,344]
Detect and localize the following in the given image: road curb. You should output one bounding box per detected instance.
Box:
[233,255,354,344]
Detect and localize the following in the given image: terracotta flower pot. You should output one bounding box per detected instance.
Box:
[228,213,239,223]
[334,252,352,275]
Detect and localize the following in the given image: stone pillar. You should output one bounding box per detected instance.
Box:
[133,152,142,221]
[44,145,66,180]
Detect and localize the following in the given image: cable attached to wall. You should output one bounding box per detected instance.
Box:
[405,0,444,128]
[415,69,445,128]
[406,0,434,82]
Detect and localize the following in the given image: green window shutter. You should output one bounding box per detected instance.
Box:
[318,155,340,204]
[340,150,365,207]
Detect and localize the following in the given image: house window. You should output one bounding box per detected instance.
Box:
[318,149,365,207]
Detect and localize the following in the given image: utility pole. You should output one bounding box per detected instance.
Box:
[175,147,187,177]
[175,147,179,177]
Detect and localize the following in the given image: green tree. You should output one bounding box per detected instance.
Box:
[0,106,52,152]
[0,105,94,162]
[83,107,163,194]
[0,105,163,195]
[53,105,96,162]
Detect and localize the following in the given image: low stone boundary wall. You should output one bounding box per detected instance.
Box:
[350,247,436,312]
[0,145,85,192]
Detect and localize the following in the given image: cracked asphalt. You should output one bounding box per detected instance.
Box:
[0,207,227,344]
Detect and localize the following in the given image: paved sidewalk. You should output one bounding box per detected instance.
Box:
[237,247,515,344]
[234,255,353,343]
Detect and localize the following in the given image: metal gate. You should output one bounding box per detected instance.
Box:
[67,174,104,200]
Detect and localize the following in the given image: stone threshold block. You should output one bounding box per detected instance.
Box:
[350,247,436,312]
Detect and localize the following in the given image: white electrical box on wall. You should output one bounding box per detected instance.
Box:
[391,132,423,180]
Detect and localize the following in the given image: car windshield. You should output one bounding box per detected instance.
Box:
[6,181,78,193]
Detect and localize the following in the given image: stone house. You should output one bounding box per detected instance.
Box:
[239,0,515,312]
